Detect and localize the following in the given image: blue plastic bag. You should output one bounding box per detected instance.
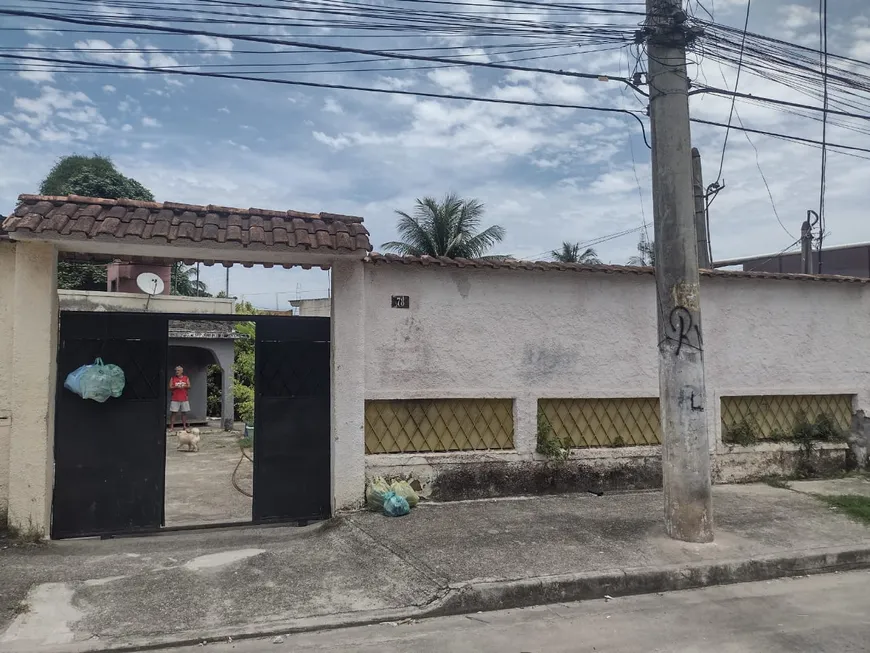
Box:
[64,364,90,396]
[382,491,410,517]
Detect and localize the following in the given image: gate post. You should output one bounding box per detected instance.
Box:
[331,260,366,512]
[8,242,58,537]
[0,242,15,525]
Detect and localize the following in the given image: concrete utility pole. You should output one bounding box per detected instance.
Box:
[692,148,710,269]
[801,217,813,274]
[644,0,713,542]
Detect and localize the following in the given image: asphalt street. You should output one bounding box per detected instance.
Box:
[165,570,870,652]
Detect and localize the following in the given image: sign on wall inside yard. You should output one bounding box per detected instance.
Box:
[391,295,410,309]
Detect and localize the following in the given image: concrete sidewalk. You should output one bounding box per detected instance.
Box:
[2,482,869,653]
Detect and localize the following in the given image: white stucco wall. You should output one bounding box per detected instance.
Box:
[8,242,58,535]
[331,261,366,511]
[290,298,331,317]
[58,290,235,314]
[0,243,15,519]
[362,264,867,489]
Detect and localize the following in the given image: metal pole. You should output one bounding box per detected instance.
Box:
[801,218,813,274]
[225,266,230,297]
[645,0,713,542]
[692,148,710,268]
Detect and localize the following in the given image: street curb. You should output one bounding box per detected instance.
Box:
[24,544,870,653]
[426,544,870,617]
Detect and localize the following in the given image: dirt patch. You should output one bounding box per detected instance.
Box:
[164,428,252,527]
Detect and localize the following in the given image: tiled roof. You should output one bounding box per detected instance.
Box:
[3,195,371,254]
[365,253,870,284]
[168,320,241,339]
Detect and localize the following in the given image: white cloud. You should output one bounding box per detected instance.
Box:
[191,34,234,58]
[38,127,76,143]
[5,127,35,146]
[323,98,343,114]
[225,139,251,152]
[103,84,116,93]
[18,69,55,83]
[13,87,94,126]
[142,116,161,127]
[75,39,146,68]
[218,107,231,114]
[428,68,473,95]
[24,26,63,37]
[141,142,157,149]
[121,123,133,132]
[312,131,352,150]
[146,48,181,69]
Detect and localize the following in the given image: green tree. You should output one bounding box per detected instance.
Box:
[627,233,656,267]
[40,154,117,195]
[39,154,154,290]
[382,193,505,258]
[170,262,209,297]
[550,242,601,264]
[232,301,257,424]
[206,300,258,426]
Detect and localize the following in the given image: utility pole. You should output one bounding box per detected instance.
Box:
[692,148,710,268]
[644,0,713,542]
[801,216,813,274]
[806,209,820,274]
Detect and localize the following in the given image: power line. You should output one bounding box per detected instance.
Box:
[732,106,794,240]
[5,47,870,157]
[690,118,870,156]
[818,0,829,273]
[712,0,751,186]
[0,7,639,87]
[0,51,652,146]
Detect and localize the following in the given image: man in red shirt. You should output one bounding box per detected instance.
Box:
[169,365,191,431]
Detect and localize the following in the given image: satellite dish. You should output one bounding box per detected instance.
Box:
[136,272,165,296]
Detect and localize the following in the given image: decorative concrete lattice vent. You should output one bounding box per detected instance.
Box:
[365,399,514,454]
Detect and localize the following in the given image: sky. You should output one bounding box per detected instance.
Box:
[1,0,869,308]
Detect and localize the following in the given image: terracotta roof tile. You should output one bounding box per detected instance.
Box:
[364,253,870,284]
[4,195,371,256]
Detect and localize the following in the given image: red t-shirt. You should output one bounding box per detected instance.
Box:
[170,376,190,402]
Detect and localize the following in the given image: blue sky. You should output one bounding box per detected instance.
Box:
[1,0,869,307]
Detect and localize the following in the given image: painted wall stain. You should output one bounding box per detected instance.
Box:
[521,341,576,383]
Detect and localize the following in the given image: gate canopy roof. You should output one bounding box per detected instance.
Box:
[2,194,371,266]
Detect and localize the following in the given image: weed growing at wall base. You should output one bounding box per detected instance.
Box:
[536,408,570,461]
[723,411,848,447]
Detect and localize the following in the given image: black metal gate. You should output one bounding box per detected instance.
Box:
[253,316,331,523]
[52,313,168,539]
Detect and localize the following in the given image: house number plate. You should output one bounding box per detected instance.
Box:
[391,295,410,309]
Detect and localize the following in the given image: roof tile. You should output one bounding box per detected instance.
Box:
[364,253,870,284]
[3,194,372,257]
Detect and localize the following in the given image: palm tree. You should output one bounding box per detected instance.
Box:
[170,262,209,296]
[627,233,656,267]
[550,242,601,264]
[382,193,506,258]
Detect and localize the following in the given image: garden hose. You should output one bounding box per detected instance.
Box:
[231,440,254,498]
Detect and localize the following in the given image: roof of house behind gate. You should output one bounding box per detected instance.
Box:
[3,194,372,255]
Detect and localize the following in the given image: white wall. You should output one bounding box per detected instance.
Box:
[58,290,235,314]
[362,264,868,488]
[0,243,15,519]
[291,298,331,317]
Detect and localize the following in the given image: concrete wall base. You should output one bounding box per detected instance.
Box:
[367,445,854,502]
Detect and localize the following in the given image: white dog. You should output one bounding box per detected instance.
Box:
[176,428,201,452]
